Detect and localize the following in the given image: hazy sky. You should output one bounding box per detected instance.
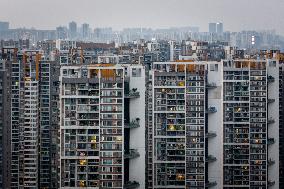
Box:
[1,0,284,34]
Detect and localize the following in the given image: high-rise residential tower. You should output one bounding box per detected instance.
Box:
[147,61,219,188]
[59,63,145,188]
[147,58,280,188]
[216,23,223,34]
[0,48,58,189]
[69,21,77,40]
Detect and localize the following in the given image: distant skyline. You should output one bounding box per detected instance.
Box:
[1,0,284,34]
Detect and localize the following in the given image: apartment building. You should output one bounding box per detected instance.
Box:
[0,48,58,189]
[147,62,219,188]
[147,59,280,189]
[0,56,11,189]
[220,58,279,188]
[59,63,145,188]
[279,56,284,187]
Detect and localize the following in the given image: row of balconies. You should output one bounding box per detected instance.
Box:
[267,68,276,189]
[154,80,185,87]
[124,87,140,188]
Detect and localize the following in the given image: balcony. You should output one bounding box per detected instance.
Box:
[124,149,140,159]
[268,159,275,166]
[206,106,217,113]
[124,181,140,189]
[268,99,275,103]
[268,117,275,124]
[125,118,140,129]
[205,181,217,188]
[267,75,275,83]
[206,82,217,89]
[268,181,275,187]
[206,131,217,138]
[206,155,217,163]
[125,88,140,99]
[268,138,275,145]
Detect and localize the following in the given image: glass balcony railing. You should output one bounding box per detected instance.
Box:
[206,155,217,163]
[207,106,217,113]
[268,181,275,187]
[267,75,275,83]
[206,131,217,138]
[124,181,140,189]
[124,149,140,159]
[268,98,275,103]
[125,90,140,98]
[268,138,275,145]
[206,82,217,89]
[268,118,275,124]
[268,159,275,166]
[125,119,140,128]
[205,181,217,188]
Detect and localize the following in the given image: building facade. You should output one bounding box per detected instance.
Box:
[148,62,219,188]
[59,64,145,188]
[147,59,280,188]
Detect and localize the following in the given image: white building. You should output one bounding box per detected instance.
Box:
[59,63,145,188]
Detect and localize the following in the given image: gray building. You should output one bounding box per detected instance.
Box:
[69,21,77,40]
[209,23,217,33]
[56,26,68,40]
[0,50,12,189]
[82,23,90,40]
[0,48,60,189]
[0,22,9,31]
[216,23,223,34]
[59,63,146,188]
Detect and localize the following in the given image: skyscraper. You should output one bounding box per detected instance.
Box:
[222,58,279,188]
[59,63,145,188]
[0,21,9,31]
[69,21,77,40]
[0,48,58,189]
[56,26,68,40]
[216,23,223,34]
[209,22,223,34]
[82,23,90,40]
[148,62,218,188]
[0,51,12,189]
[147,58,281,188]
[279,53,284,187]
[209,23,217,33]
